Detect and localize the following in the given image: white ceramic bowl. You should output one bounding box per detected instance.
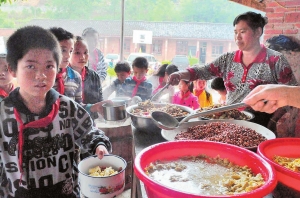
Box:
[78,155,127,198]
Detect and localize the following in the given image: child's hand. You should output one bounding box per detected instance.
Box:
[90,100,112,114]
[95,145,109,159]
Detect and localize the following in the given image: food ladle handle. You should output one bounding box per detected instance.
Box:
[178,102,249,124]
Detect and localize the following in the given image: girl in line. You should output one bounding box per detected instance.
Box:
[173,80,199,110]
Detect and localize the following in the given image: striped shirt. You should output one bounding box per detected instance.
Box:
[53,66,82,103]
[88,49,107,82]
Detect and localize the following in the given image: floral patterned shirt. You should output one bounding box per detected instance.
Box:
[188,46,297,104]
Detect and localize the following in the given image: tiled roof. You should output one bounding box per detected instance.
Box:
[28,19,234,40]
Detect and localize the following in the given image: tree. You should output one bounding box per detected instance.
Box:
[0,0,263,28]
[0,0,20,6]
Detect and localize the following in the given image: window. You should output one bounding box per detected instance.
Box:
[176,41,188,55]
[152,40,162,55]
[212,43,224,57]
[124,39,130,53]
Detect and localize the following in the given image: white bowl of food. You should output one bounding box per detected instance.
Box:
[78,155,127,198]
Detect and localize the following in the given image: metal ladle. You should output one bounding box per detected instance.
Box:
[151,102,249,130]
[150,83,170,102]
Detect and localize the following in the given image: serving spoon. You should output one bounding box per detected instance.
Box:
[150,83,170,102]
[151,102,249,130]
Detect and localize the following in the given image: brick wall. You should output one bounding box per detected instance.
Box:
[264,0,300,138]
[264,0,300,41]
[264,0,300,83]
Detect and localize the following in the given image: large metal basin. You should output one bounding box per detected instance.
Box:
[126,103,193,132]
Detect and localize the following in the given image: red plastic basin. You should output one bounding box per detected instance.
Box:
[257,138,300,191]
[134,140,277,198]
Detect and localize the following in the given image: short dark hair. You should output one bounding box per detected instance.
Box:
[165,64,179,75]
[132,57,148,69]
[233,11,268,34]
[82,27,99,37]
[6,26,61,72]
[211,77,226,91]
[75,36,84,42]
[155,64,168,77]
[49,27,74,41]
[114,61,131,73]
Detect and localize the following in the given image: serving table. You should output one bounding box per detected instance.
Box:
[96,118,274,198]
[131,125,166,198]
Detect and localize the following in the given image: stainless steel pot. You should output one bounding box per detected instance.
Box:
[102,101,127,121]
[126,103,193,132]
[111,97,132,106]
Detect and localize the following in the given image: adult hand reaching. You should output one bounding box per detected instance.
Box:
[242,84,299,113]
[167,70,191,85]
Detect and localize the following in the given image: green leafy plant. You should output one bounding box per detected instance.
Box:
[161,60,171,65]
[188,57,199,66]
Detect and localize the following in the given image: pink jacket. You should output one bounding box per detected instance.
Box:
[172,91,199,110]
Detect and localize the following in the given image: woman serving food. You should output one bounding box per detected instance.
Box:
[168,11,297,128]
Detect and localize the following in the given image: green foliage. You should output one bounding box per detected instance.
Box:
[0,10,15,27]
[0,0,263,28]
[162,60,171,65]
[0,0,16,5]
[188,56,199,66]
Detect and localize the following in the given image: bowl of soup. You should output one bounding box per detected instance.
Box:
[134,140,277,198]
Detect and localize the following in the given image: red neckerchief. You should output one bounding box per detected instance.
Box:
[152,77,165,95]
[180,90,191,103]
[132,76,146,97]
[193,89,203,97]
[81,67,86,101]
[0,84,14,98]
[55,68,67,94]
[14,99,60,183]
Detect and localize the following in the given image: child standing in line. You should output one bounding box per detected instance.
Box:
[49,27,82,103]
[173,80,199,110]
[123,57,152,101]
[103,61,131,100]
[50,28,110,120]
[0,26,111,197]
[193,79,213,108]
[211,77,227,105]
[148,64,179,103]
[70,36,109,119]
[81,27,107,83]
[0,54,14,101]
